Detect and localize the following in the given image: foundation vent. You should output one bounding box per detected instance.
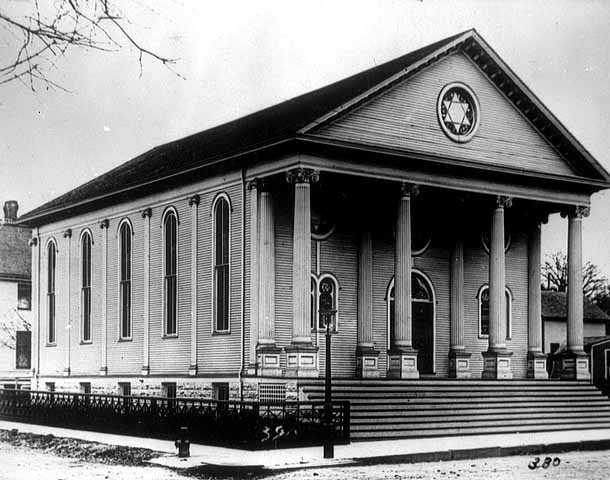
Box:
[258,383,286,403]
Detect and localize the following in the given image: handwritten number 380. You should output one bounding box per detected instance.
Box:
[528,457,561,470]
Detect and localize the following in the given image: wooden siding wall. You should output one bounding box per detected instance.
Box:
[270,200,531,378]
[315,52,575,178]
[36,176,244,379]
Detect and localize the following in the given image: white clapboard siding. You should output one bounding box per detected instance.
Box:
[314,53,575,178]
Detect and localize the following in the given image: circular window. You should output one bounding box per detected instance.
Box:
[437,83,480,143]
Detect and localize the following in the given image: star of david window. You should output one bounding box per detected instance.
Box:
[437,83,480,143]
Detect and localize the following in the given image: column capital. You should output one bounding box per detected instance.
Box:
[29,237,38,247]
[141,207,152,218]
[286,168,319,184]
[188,194,200,207]
[561,205,591,219]
[400,182,419,198]
[495,195,513,209]
[63,228,72,238]
[99,218,109,229]
[246,178,260,191]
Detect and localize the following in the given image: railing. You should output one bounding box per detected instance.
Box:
[0,389,350,449]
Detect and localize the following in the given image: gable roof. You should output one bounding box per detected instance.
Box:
[542,291,610,322]
[19,29,610,227]
[0,224,31,282]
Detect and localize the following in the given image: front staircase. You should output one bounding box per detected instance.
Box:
[300,379,610,440]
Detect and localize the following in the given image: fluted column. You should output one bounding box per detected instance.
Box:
[560,206,590,379]
[188,195,200,376]
[356,230,379,377]
[388,183,419,379]
[141,208,151,376]
[247,181,259,372]
[449,213,471,378]
[527,216,547,378]
[285,168,319,377]
[63,228,72,377]
[99,219,109,375]
[482,196,513,379]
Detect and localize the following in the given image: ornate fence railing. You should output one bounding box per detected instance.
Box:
[0,389,349,449]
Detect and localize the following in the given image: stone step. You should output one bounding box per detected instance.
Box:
[351,411,610,424]
[351,422,610,439]
[349,402,610,412]
[349,405,610,416]
[303,388,601,397]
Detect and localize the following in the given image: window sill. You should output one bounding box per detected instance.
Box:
[212,330,231,336]
[163,334,178,339]
[45,343,57,347]
[118,337,133,343]
[80,340,93,345]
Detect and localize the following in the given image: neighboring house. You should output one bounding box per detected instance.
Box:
[542,290,610,356]
[0,201,32,388]
[18,29,610,400]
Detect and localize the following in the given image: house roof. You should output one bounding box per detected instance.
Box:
[542,290,610,322]
[0,224,31,282]
[18,29,610,227]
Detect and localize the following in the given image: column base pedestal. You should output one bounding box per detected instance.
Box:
[558,351,590,380]
[527,351,548,379]
[188,365,197,376]
[99,367,108,376]
[285,344,319,378]
[257,345,283,377]
[141,366,150,376]
[481,350,513,379]
[355,346,380,378]
[448,350,472,379]
[387,347,419,379]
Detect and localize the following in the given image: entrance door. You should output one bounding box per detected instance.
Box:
[387,271,435,374]
[412,301,434,374]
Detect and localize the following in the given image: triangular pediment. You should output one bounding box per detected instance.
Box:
[310,51,577,177]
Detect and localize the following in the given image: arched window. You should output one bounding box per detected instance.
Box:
[81,231,92,343]
[386,272,434,348]
[119,221,132,339]
[478,285,512,339]
[311,273,339,331]
[47,240,57,344]
[213,196,230,331]
[164,210,178,336]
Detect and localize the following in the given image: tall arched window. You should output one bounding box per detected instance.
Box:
[478,285,512,339]
[81,231,92,343]
[164,210,178,335]
[310,276,317,330]
[213,196,230,332]
[47,241,56,344]
[119,221,132,339]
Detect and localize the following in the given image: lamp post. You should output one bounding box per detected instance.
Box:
[320,308,336,459]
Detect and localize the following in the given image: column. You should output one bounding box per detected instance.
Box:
[99,219,109,375]
[482,196,513,379]
[356,230,379,377]
[29,237,39,386]
[285,168,319,377]
[560,206,590,380]
[189,195,200,376]
[388,183,419,379]
[63,228,72,377]
[448,209,471,378]
[527,216,548,379]
[141,208,151,375]
[257,184,281,375]
[246,181,259,375]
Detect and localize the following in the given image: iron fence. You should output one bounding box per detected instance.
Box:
[0,388,349,449]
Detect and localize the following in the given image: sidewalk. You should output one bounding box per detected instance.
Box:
[1,419,610,473]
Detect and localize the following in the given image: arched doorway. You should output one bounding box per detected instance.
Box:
[387,271,435,374]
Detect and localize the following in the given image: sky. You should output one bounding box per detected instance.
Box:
[1,0,610,273]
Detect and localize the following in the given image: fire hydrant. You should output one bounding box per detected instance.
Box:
[174,426,190,458]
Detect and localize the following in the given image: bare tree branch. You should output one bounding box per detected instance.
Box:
[0,0,180,90]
